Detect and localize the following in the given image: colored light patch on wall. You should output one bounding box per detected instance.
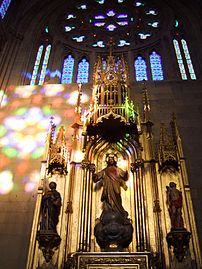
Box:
[14,107,28,116]
[32,147,45,159]
[15,85,37,98]
[40,84,65,97]
[23,170,40,192]
[1,107,61,159]
[2,147,18,158]
[0,170,14,194]
[0,125,7,137]
[0,84,92,195]
[0,90,9,107]
[67,90,89,105]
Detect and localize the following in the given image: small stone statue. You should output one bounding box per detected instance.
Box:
[41,181,62,232]
[166,182,184,230]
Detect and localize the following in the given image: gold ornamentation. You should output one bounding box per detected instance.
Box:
[47,126,68,175]
[75,253,149,269]
[158,123,178,173]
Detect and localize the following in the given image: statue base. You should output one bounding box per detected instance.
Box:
[65,252,151,269]
[166,228,191,262]
[36,230,61,263]
[94,210,133,251]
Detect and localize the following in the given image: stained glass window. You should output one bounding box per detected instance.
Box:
[38,45,51,85]
[181,39,196,80]
[173,39,187,80]
[61,55,75,84]
[30,45,44,85]
[63,1,160,50]
[76,58,89,83]
[0,0,11,19]
[134,56,148,81]
[149,51,164,80]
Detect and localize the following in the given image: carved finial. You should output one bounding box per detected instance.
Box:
[43,117,56,159]
[50,116,56,144]
[55,126,66,145]
[158,123,178,173]
[47,125,68,176]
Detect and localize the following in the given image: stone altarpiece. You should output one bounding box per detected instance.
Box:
[26,52,202,269]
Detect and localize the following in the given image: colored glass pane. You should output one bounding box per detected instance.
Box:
[117,14,128,18]
[76,58,89,83]
[117,21,128,26]
[135,1,144,7]
[173,39,187,80]
[61,55,75,84]
[150,51,164,80]
[92,40,105,47]
[181,39,196,80]
[30,45,44,85]
[134,56,148,81]
[0,0,11,19]
[148,22,159,28]
[107,10,116,16]
[66,14,76,19]
[118,40,130,47]
[95,22,105,27]
[145,9,158,15]
[72,36,85,42]
[39,45,51,85]
[65,26,76,32]
[107,24,116,31]
[95,15,105,19]
[138,33,151,39]
[96,0,105,4]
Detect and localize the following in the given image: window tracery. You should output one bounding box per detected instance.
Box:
[149,51,164,80]
[62,0,160,50]
[134,56,148,81]
[76,58,89,83]
[173,39,196,80]
[30,44,51,85]
[181,39,196,80]
[61,55,74,84]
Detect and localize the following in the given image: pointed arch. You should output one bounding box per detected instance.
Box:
[0,0,11,19]
[61,54,75,84]
[149,51,164,80]
[173,39,187,80]
[30,45,44,85]
[134,56,148,81]
[38,44,51,85]
[76,58,89,83]
[181,39,196,80]
[30,44,51,85]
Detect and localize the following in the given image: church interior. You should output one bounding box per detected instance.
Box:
[0,0,202,268]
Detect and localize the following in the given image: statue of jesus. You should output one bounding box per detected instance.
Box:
[93,155,128,219]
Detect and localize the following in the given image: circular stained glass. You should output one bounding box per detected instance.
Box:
[60,0,161,51]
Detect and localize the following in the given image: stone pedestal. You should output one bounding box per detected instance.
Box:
[166,229,191,262]
[65,252,151,269]
[94,210,133,252]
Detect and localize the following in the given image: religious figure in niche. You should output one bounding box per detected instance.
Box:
[41,181,62,231]
[93,154,128,219]
[93,154,133,251]
[166,182,184,230]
